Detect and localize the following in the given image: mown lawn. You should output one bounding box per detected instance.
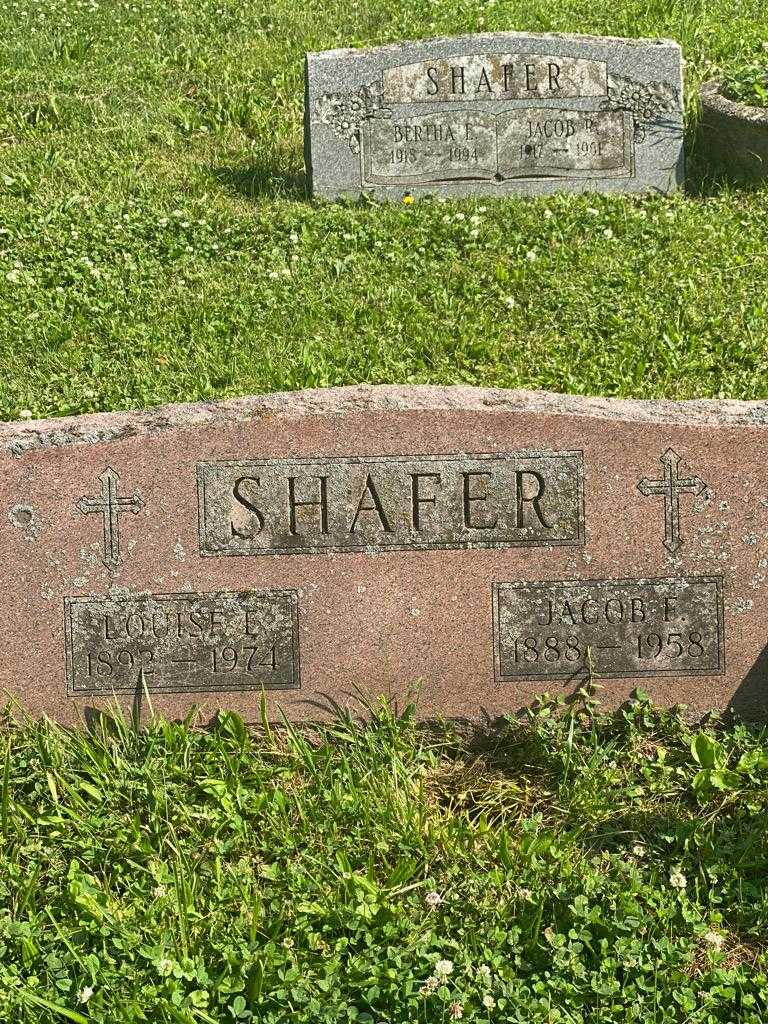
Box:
[1,695,768,1022]
[1,0,768,421]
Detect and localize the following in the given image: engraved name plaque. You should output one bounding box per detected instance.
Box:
[493,576,725,681]
[197,452,584,556]
[65,591,300,695]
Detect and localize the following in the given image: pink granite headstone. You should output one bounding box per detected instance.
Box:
[2,385,767,724]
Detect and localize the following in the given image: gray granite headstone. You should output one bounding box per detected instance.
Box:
[304,32,684,200]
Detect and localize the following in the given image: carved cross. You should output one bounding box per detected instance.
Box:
[637,448,707,554]
[77,467,144,570]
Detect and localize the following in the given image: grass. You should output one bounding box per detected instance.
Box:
[722,64,768,107]
[1,0,768,421]
[2,692,768,1021]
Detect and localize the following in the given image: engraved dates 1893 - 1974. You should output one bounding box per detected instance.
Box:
[494,576,724,682]
[65,591,300,694]
[197,452,584,556]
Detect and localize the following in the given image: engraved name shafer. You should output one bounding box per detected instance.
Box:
[381,54,608,103]
[494,576,725,681]
[65,591,300,695]
[197,452,584,556]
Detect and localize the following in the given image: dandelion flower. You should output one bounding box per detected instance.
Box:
[402,194,414,205]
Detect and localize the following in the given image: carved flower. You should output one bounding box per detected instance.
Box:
[602,75,680,142]
[315,81,390,154]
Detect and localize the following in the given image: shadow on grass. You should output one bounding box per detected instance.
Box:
[729,643,768,725]
[211,162,307,201]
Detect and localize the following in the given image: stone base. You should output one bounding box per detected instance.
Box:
[699,81,768,181]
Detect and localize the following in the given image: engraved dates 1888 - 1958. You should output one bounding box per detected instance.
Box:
[494,576,724,682]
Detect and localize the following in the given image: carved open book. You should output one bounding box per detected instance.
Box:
[361,107,634,185]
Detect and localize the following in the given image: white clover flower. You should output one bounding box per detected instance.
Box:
[705,930,725,948]
[435,959,454,977]
[669,867,687,889]
[289,232,299,243]
[543,208,553,219]
[469,214,481,226]
[19,409,33,420]
[477,964,492,979]
[483,994,496,1009]
[449,1002,463,1020]
[268,271,280,280]
[425,890,443,908]
[632,844,646,857]
[78,986,94,1004]
[158,958,175,976]
[603,227,614,239]
[454,212,465,221]
[420,975,439,994]
[469,229,479,239]
[478,205,487,212]
[153,885,167,898]
[586,206,599,215]
[503,296,515,309]
[526,250,537,261]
